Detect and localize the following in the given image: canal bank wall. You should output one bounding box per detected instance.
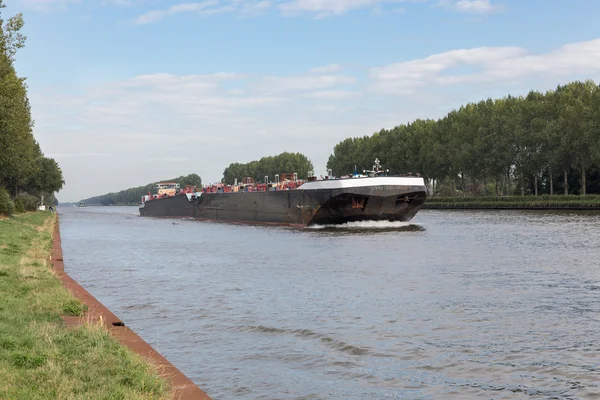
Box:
[51,216,211,400]
[422,200,600,210]
[422,203,600,210]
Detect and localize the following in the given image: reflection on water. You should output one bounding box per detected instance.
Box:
[58,206,600,399]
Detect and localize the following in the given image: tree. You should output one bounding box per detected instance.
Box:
[0,2,26,62]
[79,173,203,205]
[28,156,65,195]
[222,152,314,184]
[0,2,63,208]
[0,4,38,196]
[326,79,600,197]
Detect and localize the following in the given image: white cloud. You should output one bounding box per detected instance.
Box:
[371,5,407,15]
[256,74,357,92]
[279,0,391,17]
[133,0,234,25]
[100,0,134,6]
[47,153,113,158]
[131,0,274,23]
[370,39,600,95]
[309,64,343,74]
[16,0,499,16]
[437,0,499,14]
[303,90,358,99]
[31,38,600,201]
[278,0,497,17]
[239,0,272,15]
[129,0,500,23]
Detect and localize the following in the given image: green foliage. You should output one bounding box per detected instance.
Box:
[13,198,24,213]
[79,173,202,206]
[61,299,87,316]
[14,192,38,212]
[0,5,63,207]
[222,152,314,184]
[0,186,14,215]
[0,42,37,194]
[25,156,65,196]
[0,1,26,62]
[327,80,600,196]
[0,213,169,399]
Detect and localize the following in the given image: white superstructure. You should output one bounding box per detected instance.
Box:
[297,176,425,190]
[298,158,425,190]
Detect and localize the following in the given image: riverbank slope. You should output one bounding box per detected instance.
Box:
[422,195,600,210]
[0,212,208,399]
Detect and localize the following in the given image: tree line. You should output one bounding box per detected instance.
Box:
[79,174,202,205]
[327,80,600,196]
[0,3,64,215]
[221,152,314,185]
[81,152,313,204]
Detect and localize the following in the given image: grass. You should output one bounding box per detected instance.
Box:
[424,194,600,207]
[0,212,170,399]
[426,194,600,203]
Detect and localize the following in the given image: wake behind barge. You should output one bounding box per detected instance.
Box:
[139,159,427,228]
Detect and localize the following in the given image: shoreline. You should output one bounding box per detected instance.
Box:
[422,203,600,210]
[422,195,600,210]
[51,215,212,400]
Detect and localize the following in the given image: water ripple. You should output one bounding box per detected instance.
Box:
[58,206,600,399]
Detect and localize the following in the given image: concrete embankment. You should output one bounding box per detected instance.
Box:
[52,216,211,400]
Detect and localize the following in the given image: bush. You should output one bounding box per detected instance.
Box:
[0,187,15,216]
[14,198,25,213]
[14,192,40,212]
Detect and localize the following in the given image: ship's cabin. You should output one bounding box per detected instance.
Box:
[153,182,180,197]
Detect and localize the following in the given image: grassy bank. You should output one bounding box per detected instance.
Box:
[423,195,600,209]
[0,212,169,399]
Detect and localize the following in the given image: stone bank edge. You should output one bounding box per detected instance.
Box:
[422,197,600,210]
[51,215,211,400]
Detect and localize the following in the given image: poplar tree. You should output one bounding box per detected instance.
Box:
[327,80,600,196]
[0,1,64,207]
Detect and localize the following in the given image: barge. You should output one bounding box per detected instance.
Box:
[139,159,427,228]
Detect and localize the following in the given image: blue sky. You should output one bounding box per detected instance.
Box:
[6,0,600,201]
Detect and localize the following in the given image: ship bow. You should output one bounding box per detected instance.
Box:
[299,177,427,226]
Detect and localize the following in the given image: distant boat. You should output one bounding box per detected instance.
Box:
[78,202,87,207]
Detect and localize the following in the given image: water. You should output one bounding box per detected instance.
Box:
[58,206,600,399]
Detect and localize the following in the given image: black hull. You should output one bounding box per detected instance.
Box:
[140,184,426,227]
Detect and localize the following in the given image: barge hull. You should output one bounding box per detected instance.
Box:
[140,184,426,227]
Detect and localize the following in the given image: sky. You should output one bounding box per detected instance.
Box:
[5,0,600,202]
